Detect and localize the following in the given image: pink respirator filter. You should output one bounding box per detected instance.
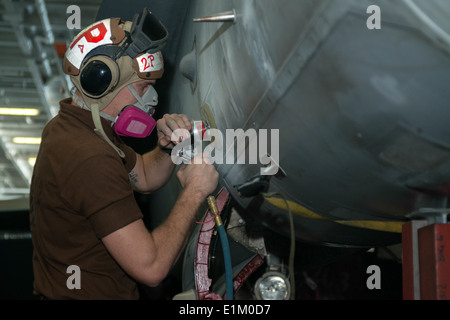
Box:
[114,106,157,138]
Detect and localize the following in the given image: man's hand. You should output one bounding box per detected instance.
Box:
[156,113,191,149]
[103,155,219,288]
[176,153,219,199]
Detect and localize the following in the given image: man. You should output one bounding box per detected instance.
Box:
[29,9,218,299]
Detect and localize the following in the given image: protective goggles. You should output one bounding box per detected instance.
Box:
[124,8,169,58]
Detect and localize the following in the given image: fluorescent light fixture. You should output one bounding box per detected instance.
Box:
[12,137,42,144]
[0,108,40,116]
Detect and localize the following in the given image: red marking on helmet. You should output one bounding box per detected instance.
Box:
[70,22,108,49]
[149,54,155,67]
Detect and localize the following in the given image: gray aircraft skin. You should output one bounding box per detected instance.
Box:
[97,0,450,299]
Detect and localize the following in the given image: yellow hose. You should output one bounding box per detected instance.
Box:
[263,195,404,233]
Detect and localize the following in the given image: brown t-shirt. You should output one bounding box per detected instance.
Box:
[29,98,143,299]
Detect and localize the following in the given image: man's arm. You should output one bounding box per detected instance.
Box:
[129,113,192,193]
[101,188,204,286]
[129,147,175,194]
[102,154,218,287]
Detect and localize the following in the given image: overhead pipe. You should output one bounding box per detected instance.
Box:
[35,0,54,45]
[34,0,70,93]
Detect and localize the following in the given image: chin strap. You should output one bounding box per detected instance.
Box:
[71,88,125,158]
[90,103,126,158]
[71,88,117,123]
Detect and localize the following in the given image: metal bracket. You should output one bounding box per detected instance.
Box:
[408,208,450,224]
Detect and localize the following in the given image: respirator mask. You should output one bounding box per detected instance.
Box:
[113,84,158,138]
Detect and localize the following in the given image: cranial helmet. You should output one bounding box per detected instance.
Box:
[63,7,168,110]
[62,8,168,157]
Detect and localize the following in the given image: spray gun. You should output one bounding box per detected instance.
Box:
[162,120,211,161]
[176,120,210,162]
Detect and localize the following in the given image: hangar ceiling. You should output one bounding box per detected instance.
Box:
[0,0,101,206]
